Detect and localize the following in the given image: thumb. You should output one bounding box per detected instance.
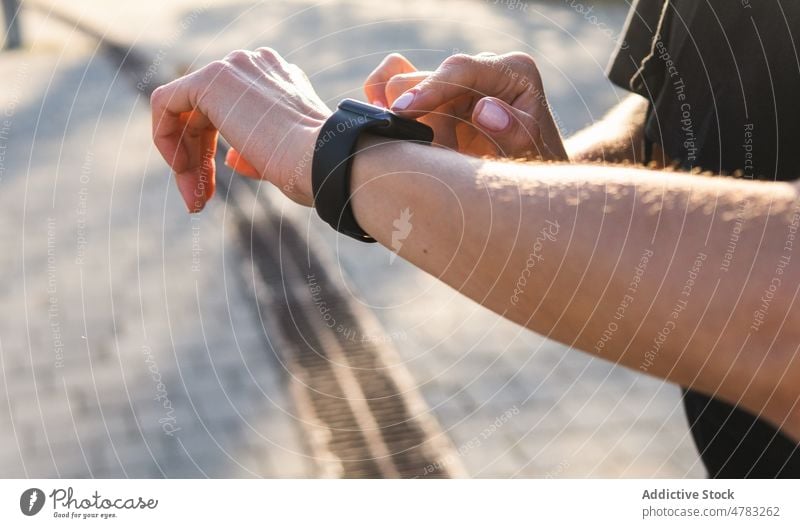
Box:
[472,97,556,160]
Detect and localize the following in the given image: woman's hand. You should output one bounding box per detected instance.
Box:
[151,47,330,211]
[364,52,567,160]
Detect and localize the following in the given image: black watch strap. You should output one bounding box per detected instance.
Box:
[311,99,433,242]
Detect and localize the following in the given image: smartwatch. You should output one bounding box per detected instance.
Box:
[312,98,434,242]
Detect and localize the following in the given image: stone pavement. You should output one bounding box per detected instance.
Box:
[0,14,308,477]
[0,0,705,477]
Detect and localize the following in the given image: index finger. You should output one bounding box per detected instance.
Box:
[390,53,514,117]
[384,71,430,106]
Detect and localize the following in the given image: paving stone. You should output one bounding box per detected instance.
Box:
[0,41,310,477]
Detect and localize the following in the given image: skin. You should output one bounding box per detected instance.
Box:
[362,52,566,160]
[564,93,649,163]
[151,48,800,443]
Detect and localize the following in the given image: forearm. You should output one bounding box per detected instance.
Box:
[565,94,648,163]
[351,138,800,440]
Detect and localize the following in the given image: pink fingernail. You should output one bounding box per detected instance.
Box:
[392,91,415,111]
[476,99,510,131]
[372,100,386,108]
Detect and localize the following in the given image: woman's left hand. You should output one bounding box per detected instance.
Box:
[151,48,330,211]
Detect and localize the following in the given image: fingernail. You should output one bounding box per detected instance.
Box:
[371,100,385,108]
[476,99,510,131]
[391,91,415,111]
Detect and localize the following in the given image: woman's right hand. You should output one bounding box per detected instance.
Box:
[364,52,567,160]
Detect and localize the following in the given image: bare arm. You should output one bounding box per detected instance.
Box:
[351,137,800,441]
[565,93,648,163]
[151,48,800,442]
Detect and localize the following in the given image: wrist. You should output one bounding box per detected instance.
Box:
[280,123,322,206]
[311,100,433,241]
[349,136,471,247]
[351,133,411,187]
[349,135,412,241]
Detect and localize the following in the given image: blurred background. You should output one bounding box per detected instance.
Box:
[0,0,705,478]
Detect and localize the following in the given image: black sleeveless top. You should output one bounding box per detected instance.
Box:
[607,0,800,477]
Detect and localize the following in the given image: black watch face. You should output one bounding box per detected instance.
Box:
[338,98,392,120]
[337,98,433,142]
